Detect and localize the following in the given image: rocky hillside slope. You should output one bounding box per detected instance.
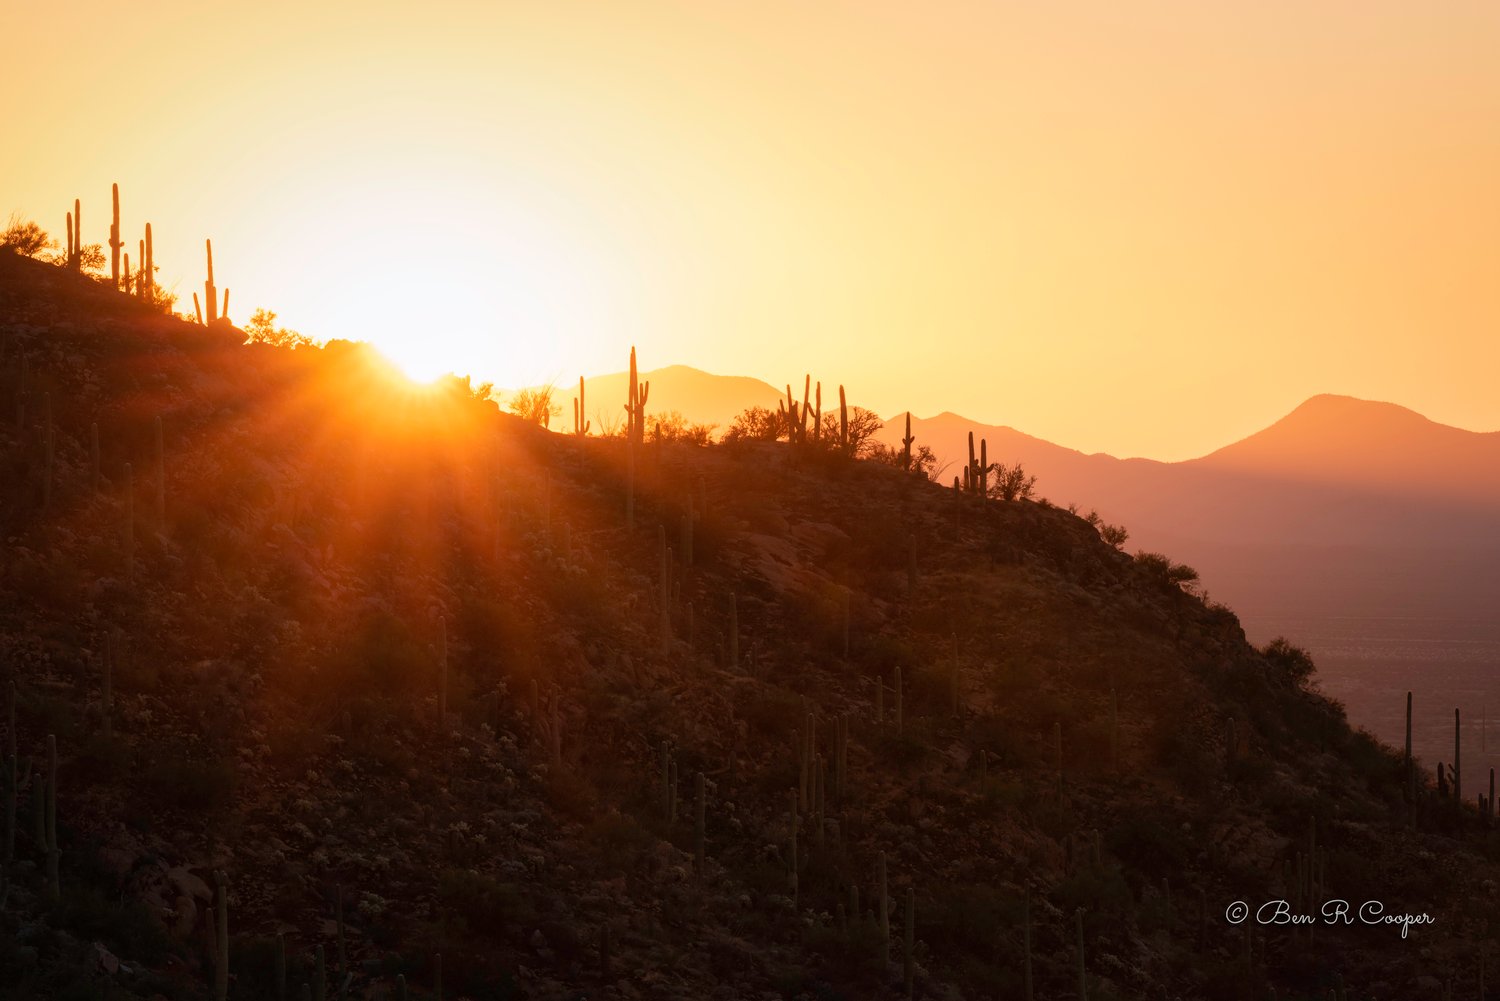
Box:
[1,252,1495,1000]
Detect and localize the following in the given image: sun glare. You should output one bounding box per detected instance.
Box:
[378,342,451,385]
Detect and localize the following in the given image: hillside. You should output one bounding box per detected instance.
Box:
[872,409,1500,629]
[3,251,1499,1000]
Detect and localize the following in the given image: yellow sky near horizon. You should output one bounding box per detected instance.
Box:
[4,1,1498,459]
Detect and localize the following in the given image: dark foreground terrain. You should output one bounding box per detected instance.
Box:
[1,251,1494,999]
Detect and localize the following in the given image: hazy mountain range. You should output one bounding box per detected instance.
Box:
[543,367,1500,637]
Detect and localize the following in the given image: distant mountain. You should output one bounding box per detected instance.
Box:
[872,400,1500,631]
[1189,393,1500,505]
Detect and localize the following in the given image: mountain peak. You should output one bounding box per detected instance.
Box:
[1191,393,1499,500]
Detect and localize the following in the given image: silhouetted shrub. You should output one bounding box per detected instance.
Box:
[1133,551,1200,591]
[1262,636,1316,687]
[988,463,1037,501]
[722,405,783,443]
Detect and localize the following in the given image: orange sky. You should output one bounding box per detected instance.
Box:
[5,1,1498,460]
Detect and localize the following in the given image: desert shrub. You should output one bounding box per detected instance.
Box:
[721,406,783,443]
[988,463,1037,502]
[1262,637,1316,687]
[1133,551,1199,591]
[1096,521,1129,549]
[647,410,716,445]
[1,214,53,256]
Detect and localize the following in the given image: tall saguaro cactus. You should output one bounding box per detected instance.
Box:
[139,224,154,301]
[109,184,122,287]
[204,240,219,324]
[625,347,649,529]
[1455,708,1462,802]
[65,198,82,271]
[838,385,849,455]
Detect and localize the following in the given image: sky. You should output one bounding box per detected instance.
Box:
[5,1,1498,460]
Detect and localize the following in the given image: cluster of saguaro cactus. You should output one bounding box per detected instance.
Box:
[1285,817,1327,912]
[772,376,859,455]
[963,431,990,496]
[193,239,229,324]
[572,376,590,436]
[778,383,805,445]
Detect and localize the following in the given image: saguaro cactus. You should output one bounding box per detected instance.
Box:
[625,347,649,528]
[1456,707,1463,802]
[901,412,915,471]
[142,224,154,300]
[1405,692,1414,807]
[839,385,849,455]
[204,239,219,324]
[109,184,122,286]
[573,375,589,436]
